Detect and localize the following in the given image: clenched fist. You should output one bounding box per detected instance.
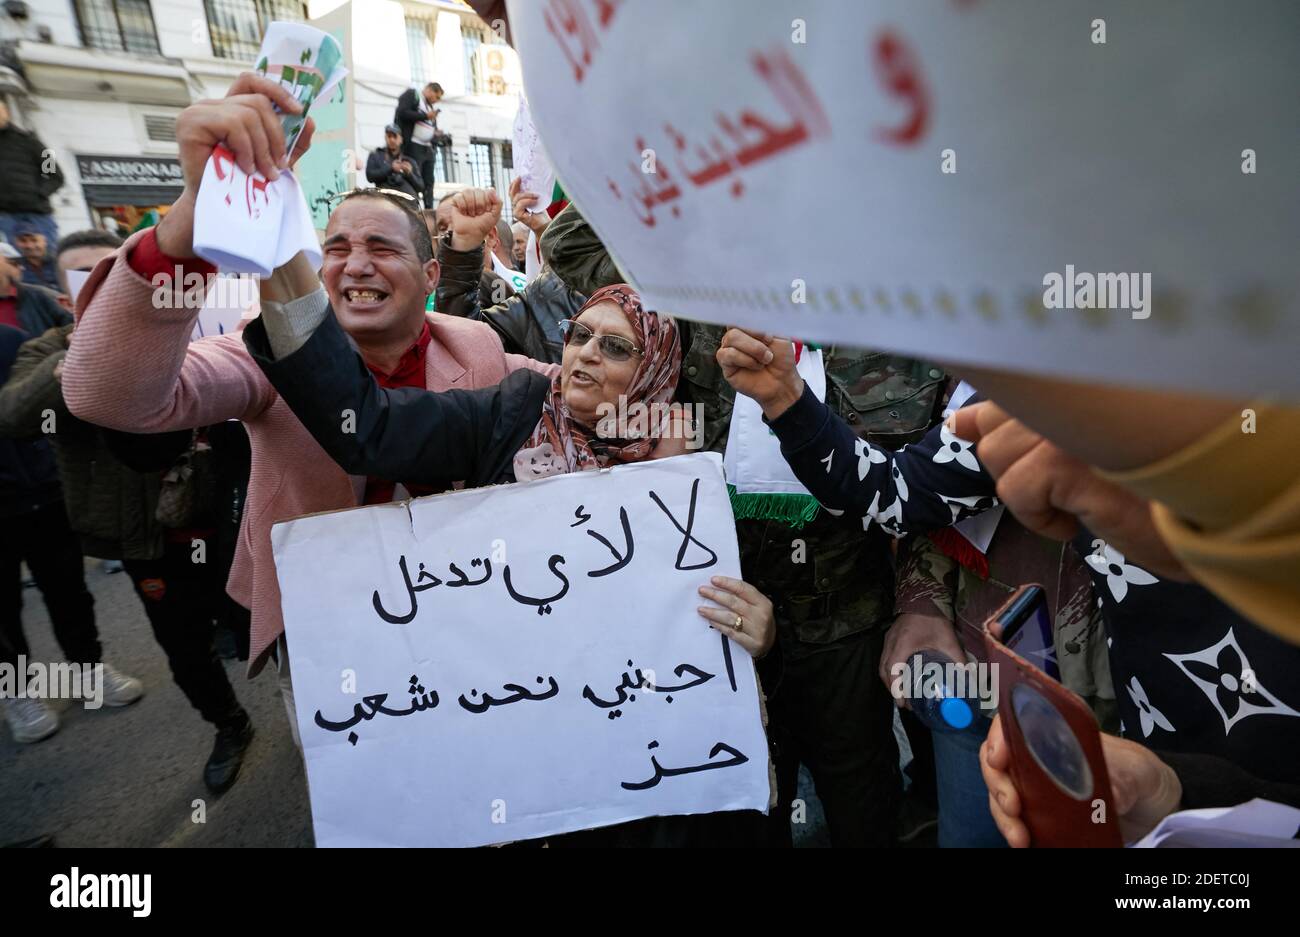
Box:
[716,328,804,419]
[447,187,503,252]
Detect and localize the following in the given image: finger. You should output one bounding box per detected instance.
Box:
[240,97,283,179]
[980,737,1022,820]
[716,346,771,373]
[697,585,744,616]
[995,454,1082,542]
[722,326,774,345]
[247,94,288,169]
[721,328,775,363]
[700,609,759,653]
[950,400,1010,444]
[706,620,760,657]
[509,176,520,197]
[988,791,1031,848]
[706,575,758,601]
[985,716,1010,770]
[226,73,305,117]
[222,121,258,176]
[973,417,1045,479]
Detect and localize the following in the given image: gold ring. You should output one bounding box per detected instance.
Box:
[734,615,744,633]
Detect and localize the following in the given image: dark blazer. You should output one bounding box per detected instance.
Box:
[0,124,65,215]
[243,311,551,489]
[394,88,433,150]
[14,283,72,337]
[0,324,61,517]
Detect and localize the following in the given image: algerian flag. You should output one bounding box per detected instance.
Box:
[723,342,826,529]
[492,252,528,295]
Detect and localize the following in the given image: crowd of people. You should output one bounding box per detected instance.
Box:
[2,54,1297,849]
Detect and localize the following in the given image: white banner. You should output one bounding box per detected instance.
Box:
[272,453,769,847]
[509,0,1300,398]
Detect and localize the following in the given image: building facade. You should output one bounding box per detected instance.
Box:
[0,0,522,238]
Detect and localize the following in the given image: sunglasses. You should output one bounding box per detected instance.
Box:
[326,187,420,208]
[559,319,643,361]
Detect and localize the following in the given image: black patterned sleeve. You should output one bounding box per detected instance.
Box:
[765,382,999,538]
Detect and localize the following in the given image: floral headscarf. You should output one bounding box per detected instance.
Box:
[513,284,681,479]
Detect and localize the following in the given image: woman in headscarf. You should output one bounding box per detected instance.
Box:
[243,282,774,660]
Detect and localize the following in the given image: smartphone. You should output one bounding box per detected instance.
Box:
[991,584,1060,681]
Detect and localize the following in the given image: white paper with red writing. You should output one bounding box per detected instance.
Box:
[509,0,1300,398]
[192,22,346,277]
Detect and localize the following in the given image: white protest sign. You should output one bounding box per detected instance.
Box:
[512,93,557,215]
[509,0,1300,398]
[190,274,259,341]
[271,452,769,847]
[64,269,91,306]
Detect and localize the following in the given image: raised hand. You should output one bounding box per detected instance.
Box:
[447,187,503,252]
[509,177,549,235]
[951,401,1190,580]
[175,72,311,190]
[716,328,803,419]
[158,72,315,258]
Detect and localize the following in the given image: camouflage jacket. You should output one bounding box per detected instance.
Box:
[896,527,1115,722]
[541,203,947,650]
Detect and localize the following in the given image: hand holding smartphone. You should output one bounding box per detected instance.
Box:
[984,585,1121,847]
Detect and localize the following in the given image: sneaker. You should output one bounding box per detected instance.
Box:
[97,663,144,707]
[204,716,254,795]
[2,697,59,743]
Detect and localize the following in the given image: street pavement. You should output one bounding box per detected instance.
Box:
[0,560,312,847]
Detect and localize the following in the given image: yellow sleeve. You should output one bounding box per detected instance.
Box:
[1100,404,1300,645]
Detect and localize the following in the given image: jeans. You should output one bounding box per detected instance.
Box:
[1,502,101,668]
[931,715,1007,847]
[0,212,59,249]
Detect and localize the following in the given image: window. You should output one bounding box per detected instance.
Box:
[75,0,161,55]
[466,139,494,190]
[143,114,177,143]
[464,140,514,221]
[461,23,487,94]
[204,0,307,61]
[406,16,436,86]
[431,141,455,186]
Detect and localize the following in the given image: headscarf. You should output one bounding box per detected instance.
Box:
[513,284,681,479]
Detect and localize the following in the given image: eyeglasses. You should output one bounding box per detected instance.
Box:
[559,319,643,361]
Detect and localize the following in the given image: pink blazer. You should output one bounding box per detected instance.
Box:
[63,230,557,673]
